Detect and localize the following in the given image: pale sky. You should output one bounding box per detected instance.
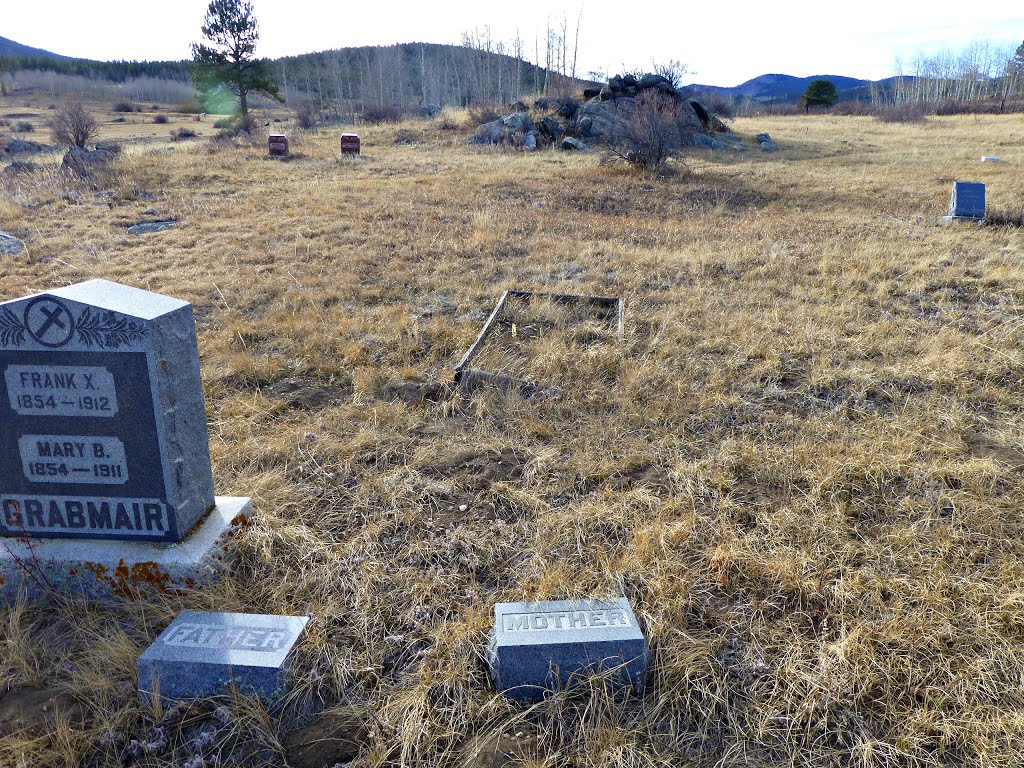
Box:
[5,1,1024,86]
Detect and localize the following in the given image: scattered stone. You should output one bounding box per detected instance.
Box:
[283,708,370,768]
[127,219,178,235]
[487,597,648,703]
[755,133,777,151]
[944,181,986,223]
[138,610,310,705]
[522,131,537,150]
[3,139,49,155]
[560,137,590,151]
[0,231,25,256]
[0,279,250,598]
[689,133,729,150]
[61,145,116,177]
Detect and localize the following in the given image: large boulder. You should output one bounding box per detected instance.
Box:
[0,231,25,256]
[472,112,536,145]
[574,94,726,144]
[62,145,116,177]
[2,139,49,156]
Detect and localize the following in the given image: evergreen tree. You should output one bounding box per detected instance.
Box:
[190,0,281,116]
[801,79,839,112]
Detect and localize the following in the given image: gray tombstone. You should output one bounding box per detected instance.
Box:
[0,280,250,599]
[138,610,309,704]
[945,181,986,222]
[0,279,214,541]
[487,597,648,703]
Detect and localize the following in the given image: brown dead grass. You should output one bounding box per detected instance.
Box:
[1,107,1024,767]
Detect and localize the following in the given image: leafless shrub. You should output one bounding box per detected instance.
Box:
[113,101,136,113]
[467,105,502,127]
[153,114,169,124]
[46,100,98,149]
[438,114,459,131]
[169,127,198,141]
[13,121,33,133]
[875,103,929,123]
[360,104,402,124]
[294,101,318,130]
[611,91,692,171]
[701,92,737,119]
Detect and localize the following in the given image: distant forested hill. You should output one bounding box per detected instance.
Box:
[0,35,590,111]
[0,35,70,60]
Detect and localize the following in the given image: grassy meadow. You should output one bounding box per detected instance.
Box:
[1,103,1024,767]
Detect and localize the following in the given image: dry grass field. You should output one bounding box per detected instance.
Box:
[1,105,1024,767]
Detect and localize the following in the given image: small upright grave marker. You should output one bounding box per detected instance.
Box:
[268,134,289,156]
[340,133,361,155]
[945,181,986,222]
[0,280,250,598]
[138,610,309,704]
[487,597,648,703]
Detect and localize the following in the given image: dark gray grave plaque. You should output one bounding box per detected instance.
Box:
[0,280,215,542]
[487,597,648,703]
[947,181,986,221]
[138,610,309,704]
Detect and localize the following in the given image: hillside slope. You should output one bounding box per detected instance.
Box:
[0,35,68,60]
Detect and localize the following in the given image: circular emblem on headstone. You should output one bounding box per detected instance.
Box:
[23,296,75,347]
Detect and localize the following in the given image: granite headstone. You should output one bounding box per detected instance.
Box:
[268,134,289,156]
[138,610,309,704]
[0,279,215,542]
[0,280,250,599]
[340,133,361,155]
[487,597,648,703]
[946,181,986,221]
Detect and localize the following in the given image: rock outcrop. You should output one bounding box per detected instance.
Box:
[469,72,741,151]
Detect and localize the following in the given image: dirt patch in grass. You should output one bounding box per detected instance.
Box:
[0,686,86,738]
[263,374,353,410]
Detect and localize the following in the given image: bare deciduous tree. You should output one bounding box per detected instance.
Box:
[47,100,98,149]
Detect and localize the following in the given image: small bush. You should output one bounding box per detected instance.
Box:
[13,121,33,133]
[701,92,737,119]
[876,103,928,123]
[169,127,198,141]
[174,101,202,114]
[212,118,232,129]
[153,114,169,124]
[832,101,874,116]
[113,101,136,113]
[295,101,318,130]
[47,100,98,149]
[611,90,692,171]
[112,117,127,123]
[467,106,501,127]
[360,104,402,124]
[438,114,459,131]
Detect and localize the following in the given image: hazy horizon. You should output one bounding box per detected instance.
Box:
[6,1,1024,87]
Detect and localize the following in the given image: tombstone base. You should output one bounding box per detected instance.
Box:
[943,215,986,224]
[0,497,251,601]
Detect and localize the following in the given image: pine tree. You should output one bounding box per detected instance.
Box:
[190,0,282,117]
[801,79,839,112]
